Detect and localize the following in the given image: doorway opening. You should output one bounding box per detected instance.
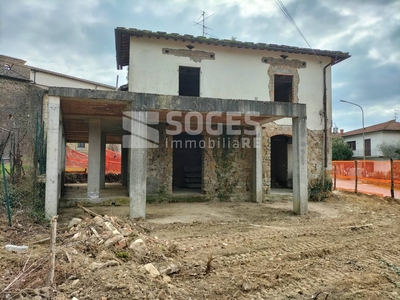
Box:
[271,135,292,188]
[172,133,202,192]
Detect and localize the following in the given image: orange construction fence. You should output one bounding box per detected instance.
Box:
[65,146,121,174]
[331,160,400,195]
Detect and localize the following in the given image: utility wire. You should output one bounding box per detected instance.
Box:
[275,0,321,63]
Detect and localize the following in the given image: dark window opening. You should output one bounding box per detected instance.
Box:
[173,133,202,190]
[179,66,200,97]
[274,75,293,102]
[77,142,85,148]
[365,139,371,156]
[347,141,356,150]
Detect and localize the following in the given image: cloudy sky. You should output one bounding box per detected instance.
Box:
[1,0,399,132]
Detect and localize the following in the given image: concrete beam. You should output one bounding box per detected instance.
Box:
[292,117,308,214]
[252,126,263,203]
[48,87,307,118]
[45,96,61,218]
[88,119,102,199]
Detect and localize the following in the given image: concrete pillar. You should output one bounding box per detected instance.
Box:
[252,125,263,202]
[45,96,61,218]
[121,146,128,186]
[292,117,308,214]
[128,111,147,219]
[87,118,102,199]
[100,133,106,189]
[60,133,66,196]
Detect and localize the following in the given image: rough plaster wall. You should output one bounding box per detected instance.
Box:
[0,78,45,161]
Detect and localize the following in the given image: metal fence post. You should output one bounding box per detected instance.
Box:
[355,160,358,194]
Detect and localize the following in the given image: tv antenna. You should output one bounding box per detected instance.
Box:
[395,109,398,121]
[194,11,216,37]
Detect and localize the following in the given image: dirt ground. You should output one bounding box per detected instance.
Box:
[1,191,400,299]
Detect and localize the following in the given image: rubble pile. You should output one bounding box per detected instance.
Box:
[2,207,184,299]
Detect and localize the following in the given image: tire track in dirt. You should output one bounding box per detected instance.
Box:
[182,228,396,298]
[153,214,399,298]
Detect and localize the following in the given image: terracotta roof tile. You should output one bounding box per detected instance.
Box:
[341,120,400,136]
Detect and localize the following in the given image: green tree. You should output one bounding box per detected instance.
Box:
[378,141,400,159]
[332,136,353,160]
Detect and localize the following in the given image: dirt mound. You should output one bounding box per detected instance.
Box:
[1,192,399,299]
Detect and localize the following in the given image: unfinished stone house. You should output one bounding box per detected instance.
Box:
[44,28,350,219]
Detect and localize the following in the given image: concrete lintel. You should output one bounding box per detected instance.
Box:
[47,87,306,118]
[133,94,307,118]
[292,117,308,214]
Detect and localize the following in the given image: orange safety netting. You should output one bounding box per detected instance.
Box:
[65,146,121,174]
[331,160,400,185]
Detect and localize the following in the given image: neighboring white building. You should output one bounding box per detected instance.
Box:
[29,66,115,91]
[340,120,400,158]
[0,54,116,153]
[0,54,115,91]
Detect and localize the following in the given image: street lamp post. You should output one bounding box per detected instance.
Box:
[340,100,365,161]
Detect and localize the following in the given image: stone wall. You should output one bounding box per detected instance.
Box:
[146,122,325,201]
[147,124,173,194]
[263,122,325,187]
[146,126,254,201]
[0,77,45,161]
[261,128,272,196]
[306,129,325,180]
[202,132,253,201]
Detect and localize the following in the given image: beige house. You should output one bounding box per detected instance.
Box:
[43,28,350,219]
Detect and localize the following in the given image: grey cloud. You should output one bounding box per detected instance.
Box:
[0,0,398,132]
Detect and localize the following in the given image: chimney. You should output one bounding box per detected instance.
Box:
[340,129,344,134]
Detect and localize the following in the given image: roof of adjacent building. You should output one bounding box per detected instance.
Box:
[0,67,30,81]
[341,120,400,136]
[29,66,115,90]
[115,27,351,70]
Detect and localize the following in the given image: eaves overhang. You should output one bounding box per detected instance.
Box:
[115,27,351,70]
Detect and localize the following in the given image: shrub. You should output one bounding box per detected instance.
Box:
[309,177,332,201]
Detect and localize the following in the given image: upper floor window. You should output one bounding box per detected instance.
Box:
[77,143,85,148]
[274,74,293,102]
[347,141,356,150]
[179,66,200,97]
